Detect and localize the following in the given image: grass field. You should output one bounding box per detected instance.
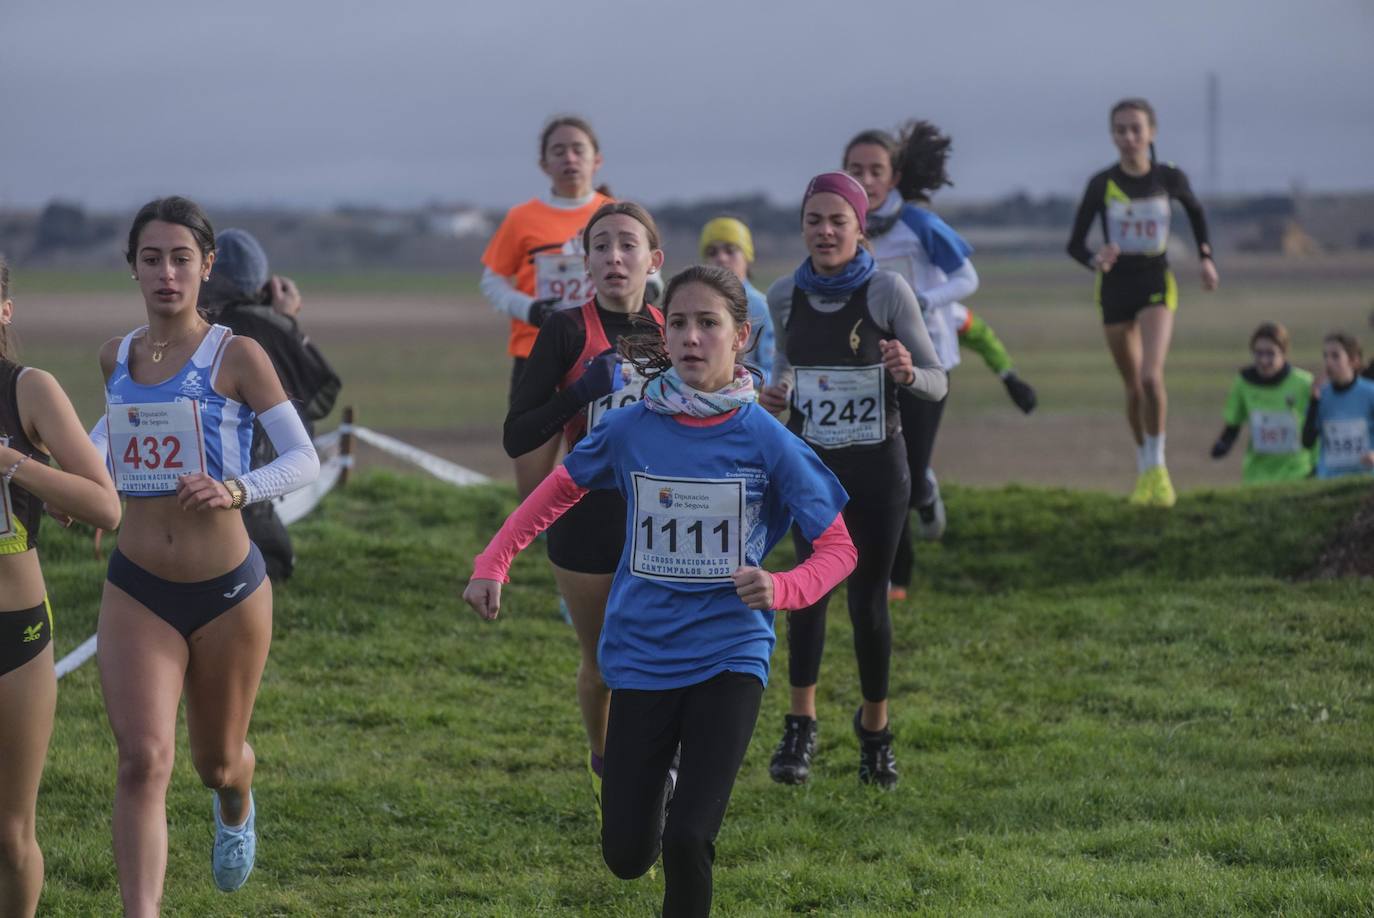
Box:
[33,470,1374,916]
[13,252,1374,491]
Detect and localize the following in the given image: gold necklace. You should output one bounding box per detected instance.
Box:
[146,322,204,363]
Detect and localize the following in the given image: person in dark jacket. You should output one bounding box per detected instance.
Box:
[199,229,341,579]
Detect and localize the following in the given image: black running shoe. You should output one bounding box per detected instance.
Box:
[853,708,898,789]
[769,715,818,785]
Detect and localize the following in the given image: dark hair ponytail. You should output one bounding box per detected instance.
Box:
[894,120,954,203]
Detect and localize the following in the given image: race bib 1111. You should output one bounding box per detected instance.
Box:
[107,400,207,493]
[792,365,885,448]
[630,473,744,583]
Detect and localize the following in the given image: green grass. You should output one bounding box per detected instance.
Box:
[34,471,1374,915]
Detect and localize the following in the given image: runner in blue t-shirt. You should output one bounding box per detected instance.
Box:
[1302,332,1374,478]
[465,265,857,918]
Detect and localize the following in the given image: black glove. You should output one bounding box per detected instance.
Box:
[1002,371,1037,414]
[527,298,560,328]
[1211,425,1240,459]
[569,348,620,404]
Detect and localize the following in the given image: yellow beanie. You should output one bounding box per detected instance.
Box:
[698,217,755,263]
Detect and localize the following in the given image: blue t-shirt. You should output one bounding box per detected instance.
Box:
[1316,377,1374,479]
[743,280,776,386]
[562,402,848,691]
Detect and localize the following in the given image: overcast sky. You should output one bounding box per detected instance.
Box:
[3,0,1371,212]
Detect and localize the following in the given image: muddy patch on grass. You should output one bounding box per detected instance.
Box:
[1307,493,1374,579]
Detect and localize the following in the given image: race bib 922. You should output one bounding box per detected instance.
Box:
[630,473,744,583]
[535,253,595,308]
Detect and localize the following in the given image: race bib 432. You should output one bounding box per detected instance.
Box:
[107,400,207,493]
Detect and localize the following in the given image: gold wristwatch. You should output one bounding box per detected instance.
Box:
[224,478,246,509]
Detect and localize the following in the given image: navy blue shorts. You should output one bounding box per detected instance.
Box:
[107,543,267,639]
[0,599,53,677]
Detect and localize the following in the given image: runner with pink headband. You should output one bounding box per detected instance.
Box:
[759,172,947,789]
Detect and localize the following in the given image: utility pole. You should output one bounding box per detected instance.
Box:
[1206,71,1220,195]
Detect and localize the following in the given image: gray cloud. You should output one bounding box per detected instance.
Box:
[2,0,1370,210]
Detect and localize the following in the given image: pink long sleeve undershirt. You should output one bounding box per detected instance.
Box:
[470,412,858,612]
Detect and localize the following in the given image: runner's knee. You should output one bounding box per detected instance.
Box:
[0,815,37,870]
[116,737,175,788]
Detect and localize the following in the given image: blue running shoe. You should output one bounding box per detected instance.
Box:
[212,791,257,892]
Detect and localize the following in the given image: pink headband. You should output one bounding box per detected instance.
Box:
[801,171,869,229]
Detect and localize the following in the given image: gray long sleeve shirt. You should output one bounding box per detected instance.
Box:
[766,269,948,402]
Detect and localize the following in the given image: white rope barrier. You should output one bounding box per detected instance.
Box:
[54,425,488,680]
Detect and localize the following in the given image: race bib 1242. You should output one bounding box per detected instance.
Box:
[792,365,885,448]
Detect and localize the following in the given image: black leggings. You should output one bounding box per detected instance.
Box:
[891,386,948,588]
[787,436,910,702]
[601,671,763,918]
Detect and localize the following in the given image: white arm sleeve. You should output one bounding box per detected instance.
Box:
[89,415,109,455]
[238,402,320,504]
[479,266,537,323]
[919,260,979,313]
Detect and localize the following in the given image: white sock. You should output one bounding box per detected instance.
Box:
[1143,434,1165,469]
[1136,442,1149,474]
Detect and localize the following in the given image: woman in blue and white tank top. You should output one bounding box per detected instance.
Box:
[90,197,319,910]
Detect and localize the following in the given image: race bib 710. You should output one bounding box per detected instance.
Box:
[1106,195,1171,256]
[107,400,207,493]
[630,473,744,583]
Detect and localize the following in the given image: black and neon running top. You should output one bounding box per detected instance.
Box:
[1067,164,1211,270]
[0,359,51,554]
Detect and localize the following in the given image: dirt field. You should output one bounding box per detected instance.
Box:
[16,254,1374,494]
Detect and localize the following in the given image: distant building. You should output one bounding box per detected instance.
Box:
[424,207,493,239]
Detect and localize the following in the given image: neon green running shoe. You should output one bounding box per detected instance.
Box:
[1128,471,1153,505]
[1147,465,1177,508]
